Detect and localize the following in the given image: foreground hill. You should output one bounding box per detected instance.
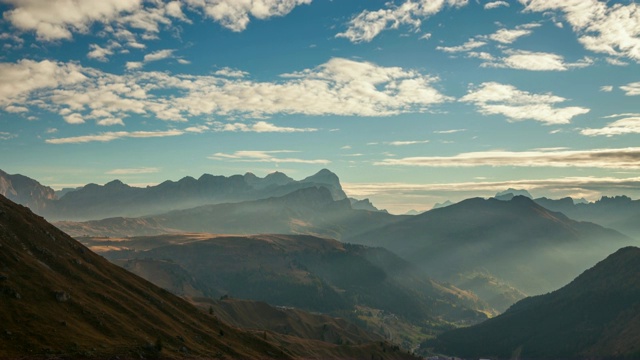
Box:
[432,246,640,359]
[81,233,492,350]
[57,186,405,239]
[0,194,282,358]
[194,297,383,346]
[348,196,632,308]
[0,194,416,359]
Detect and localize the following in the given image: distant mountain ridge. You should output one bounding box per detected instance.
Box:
[347,196,633,309]
[0,169,56,212]
[56,186,406,239]
[0,168,354,221]
[432,246,640,359]
[534,195,640,239]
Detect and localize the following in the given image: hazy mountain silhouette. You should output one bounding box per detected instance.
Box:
[431,200,453,209]
[432,246,640,359]
[0,168,355,221]
[535,195,640,239]
[494,188,532,201]
[347,196,633,309]
[56,186,406,239]
[52,169,349,221]
[0,169,56,212]
[349,197,386,212]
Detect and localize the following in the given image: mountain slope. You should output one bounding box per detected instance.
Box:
[432,246,640,359]
[348,196,633,304]
[91,233,490,324]
[56,186,405,239]
[194,297,383,346]
[0,194,419,360]
[0,194,289,359]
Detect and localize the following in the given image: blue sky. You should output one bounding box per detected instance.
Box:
[1,0,640,213]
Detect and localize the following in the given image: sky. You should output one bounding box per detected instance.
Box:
[1,0,640,214]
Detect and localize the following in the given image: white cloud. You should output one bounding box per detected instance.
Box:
[0,59,86,107]
[375,147,640,169]
[184,125,209,133]
[87,43,114,62]
[606,58,629,66]
[2,0,141,41]
[212,121,317,133]
[209,150,330,164]
[185,0,312,32]
[106,167,160,175]
[600,85,613,92]
[621,82,640,96]
[45,129,184,144]
[96,117,125,126]
[4,105,28,112]
[386,140,430,146]
[460,82,590,125]
[343,176,640,201]
[437,39,486,53]
[143,49,174,62]
[336,0,468,43]
[434,129,466,134]
[483,50,593,71]
[3,58,449,129]
[0,131,16,140]
[419,33,432,40]
[125,61,144,70]
[177,59,191,65]
[581,116,640,137]
[488,26,537,44]
[520,0,640,62]
[2,0,299,50]
[63,113,85,124]
[484,1,509,10]
[214,67,249,78]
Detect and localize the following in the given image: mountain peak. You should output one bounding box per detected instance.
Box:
[104,179,127,188]
[494,188,532,201]
[302,168,340,185]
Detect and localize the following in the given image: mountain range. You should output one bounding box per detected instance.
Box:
[535,195,640,239]
[0,193,419,359]
[432,246,640,359]
[56,186,404,239]
[347,196,632,309]
[0,168,350,221]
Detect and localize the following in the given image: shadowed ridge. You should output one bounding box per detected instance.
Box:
[432,246,640,359]
[0,193,290,359]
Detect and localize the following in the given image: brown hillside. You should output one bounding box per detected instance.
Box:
[0,194,417,360]
[0,194,289,359]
